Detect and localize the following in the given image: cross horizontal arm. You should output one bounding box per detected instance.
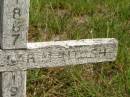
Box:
[0,38,118,72]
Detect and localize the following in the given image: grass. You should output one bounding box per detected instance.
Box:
[27,0,130,97]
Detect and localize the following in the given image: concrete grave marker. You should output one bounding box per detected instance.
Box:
[0,0,118,97]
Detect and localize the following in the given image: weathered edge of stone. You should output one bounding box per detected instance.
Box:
[0,38,118,72]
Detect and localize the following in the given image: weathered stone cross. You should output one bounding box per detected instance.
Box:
[0,0,118,97]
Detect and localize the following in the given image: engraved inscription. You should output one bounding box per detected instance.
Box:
[12,0,22,45]
[27,53,35,63]
[12,34,20,45]
[99,47,107,56]
[13,7,21,19]
[10,87,18,96]
[0,39,117,71]
[10,73,18,96]
[7,55,17,66]
[41,52,52,63]
[2,45,116,68]
[1,0,29,49]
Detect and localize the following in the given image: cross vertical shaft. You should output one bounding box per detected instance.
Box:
[0,0,30,97]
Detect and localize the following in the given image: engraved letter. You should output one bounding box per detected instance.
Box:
[27,53,35,63]
[7,55,17,66]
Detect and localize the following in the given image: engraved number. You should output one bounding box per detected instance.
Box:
[12,34,20,45]
[13,7,21,19]
[12,23,20,32]
[10,87,18,96]
[12,6,21,45]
